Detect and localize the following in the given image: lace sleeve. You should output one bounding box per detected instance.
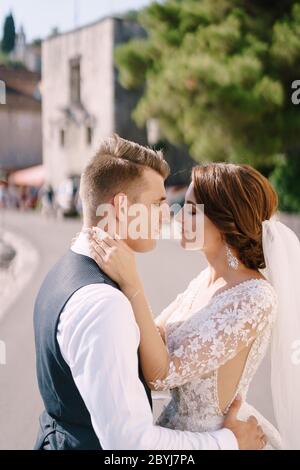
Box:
[150,283,276,391]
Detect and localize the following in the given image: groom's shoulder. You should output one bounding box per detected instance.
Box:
[69,282,134,320]
[60,283,137,338]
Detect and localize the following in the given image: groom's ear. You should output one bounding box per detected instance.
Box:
[113,193,128,222]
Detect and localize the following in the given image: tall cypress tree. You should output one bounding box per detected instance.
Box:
[1,13,16,53]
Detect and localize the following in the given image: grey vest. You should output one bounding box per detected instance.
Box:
[33,249,152,450]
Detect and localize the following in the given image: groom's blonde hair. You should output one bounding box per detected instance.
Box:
[80,134,170,225]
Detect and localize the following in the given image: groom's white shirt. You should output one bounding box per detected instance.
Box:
[56,231,238,450]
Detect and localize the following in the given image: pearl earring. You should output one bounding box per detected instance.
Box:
[226,244,239,270]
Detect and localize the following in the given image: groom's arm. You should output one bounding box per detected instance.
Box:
[57,284,238,450]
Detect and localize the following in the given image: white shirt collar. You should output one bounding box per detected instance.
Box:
[71,229,91,258]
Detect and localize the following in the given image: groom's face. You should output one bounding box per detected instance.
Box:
[119,167,167,252]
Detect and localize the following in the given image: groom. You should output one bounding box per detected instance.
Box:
[33,134,265,450]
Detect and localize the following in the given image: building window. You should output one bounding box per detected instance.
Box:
[60,129,65,147]
[70,57,81,105]
[86,126,93,145]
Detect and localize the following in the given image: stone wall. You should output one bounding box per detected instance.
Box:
[42,18,115,188]
[0,109,42,169]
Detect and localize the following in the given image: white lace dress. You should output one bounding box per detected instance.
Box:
[153,268,282,449]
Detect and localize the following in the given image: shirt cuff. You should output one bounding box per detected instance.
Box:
[210,428,239,450]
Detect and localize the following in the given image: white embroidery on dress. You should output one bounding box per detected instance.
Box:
[153,272,282,449]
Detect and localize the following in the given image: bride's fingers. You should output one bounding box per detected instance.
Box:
[94,239,117,257]
[90,247,105,267]
[261,436,267,448]
[91,230,118,248]
[88,231,110,249]
[257,425,264,438]
[259,435,267,449]
[102,236,117,249]
[90,239,107,258]
[247,415,258,426]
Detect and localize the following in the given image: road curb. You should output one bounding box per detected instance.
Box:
[0,230,39,322]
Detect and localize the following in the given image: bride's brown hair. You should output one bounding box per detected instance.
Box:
[192,163,278,270]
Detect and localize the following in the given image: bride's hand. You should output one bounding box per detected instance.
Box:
[89,228,141,296]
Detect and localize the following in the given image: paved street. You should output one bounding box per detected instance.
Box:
[0,209,276,449]
[0,210,82,449]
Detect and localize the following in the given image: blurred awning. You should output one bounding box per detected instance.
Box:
[9,165,45,187]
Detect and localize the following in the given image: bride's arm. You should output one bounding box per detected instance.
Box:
[121,278,174,384]
[89,230,171,376]
[89,231,275,392]
[147,287,275,391]
[124,280,275,392]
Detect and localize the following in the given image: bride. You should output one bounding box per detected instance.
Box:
[89,162,300,450]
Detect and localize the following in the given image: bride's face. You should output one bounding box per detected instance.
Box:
[181,183,222,252]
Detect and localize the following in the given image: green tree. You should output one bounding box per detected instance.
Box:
[1,13,16,54]
[115,0,300,168]
[270,153,300,212]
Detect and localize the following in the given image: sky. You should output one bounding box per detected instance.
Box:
[0,0,152,42]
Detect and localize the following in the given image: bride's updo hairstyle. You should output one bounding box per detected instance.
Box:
[192,163,278,270]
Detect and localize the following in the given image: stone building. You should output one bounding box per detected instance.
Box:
[42,16,150,189]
